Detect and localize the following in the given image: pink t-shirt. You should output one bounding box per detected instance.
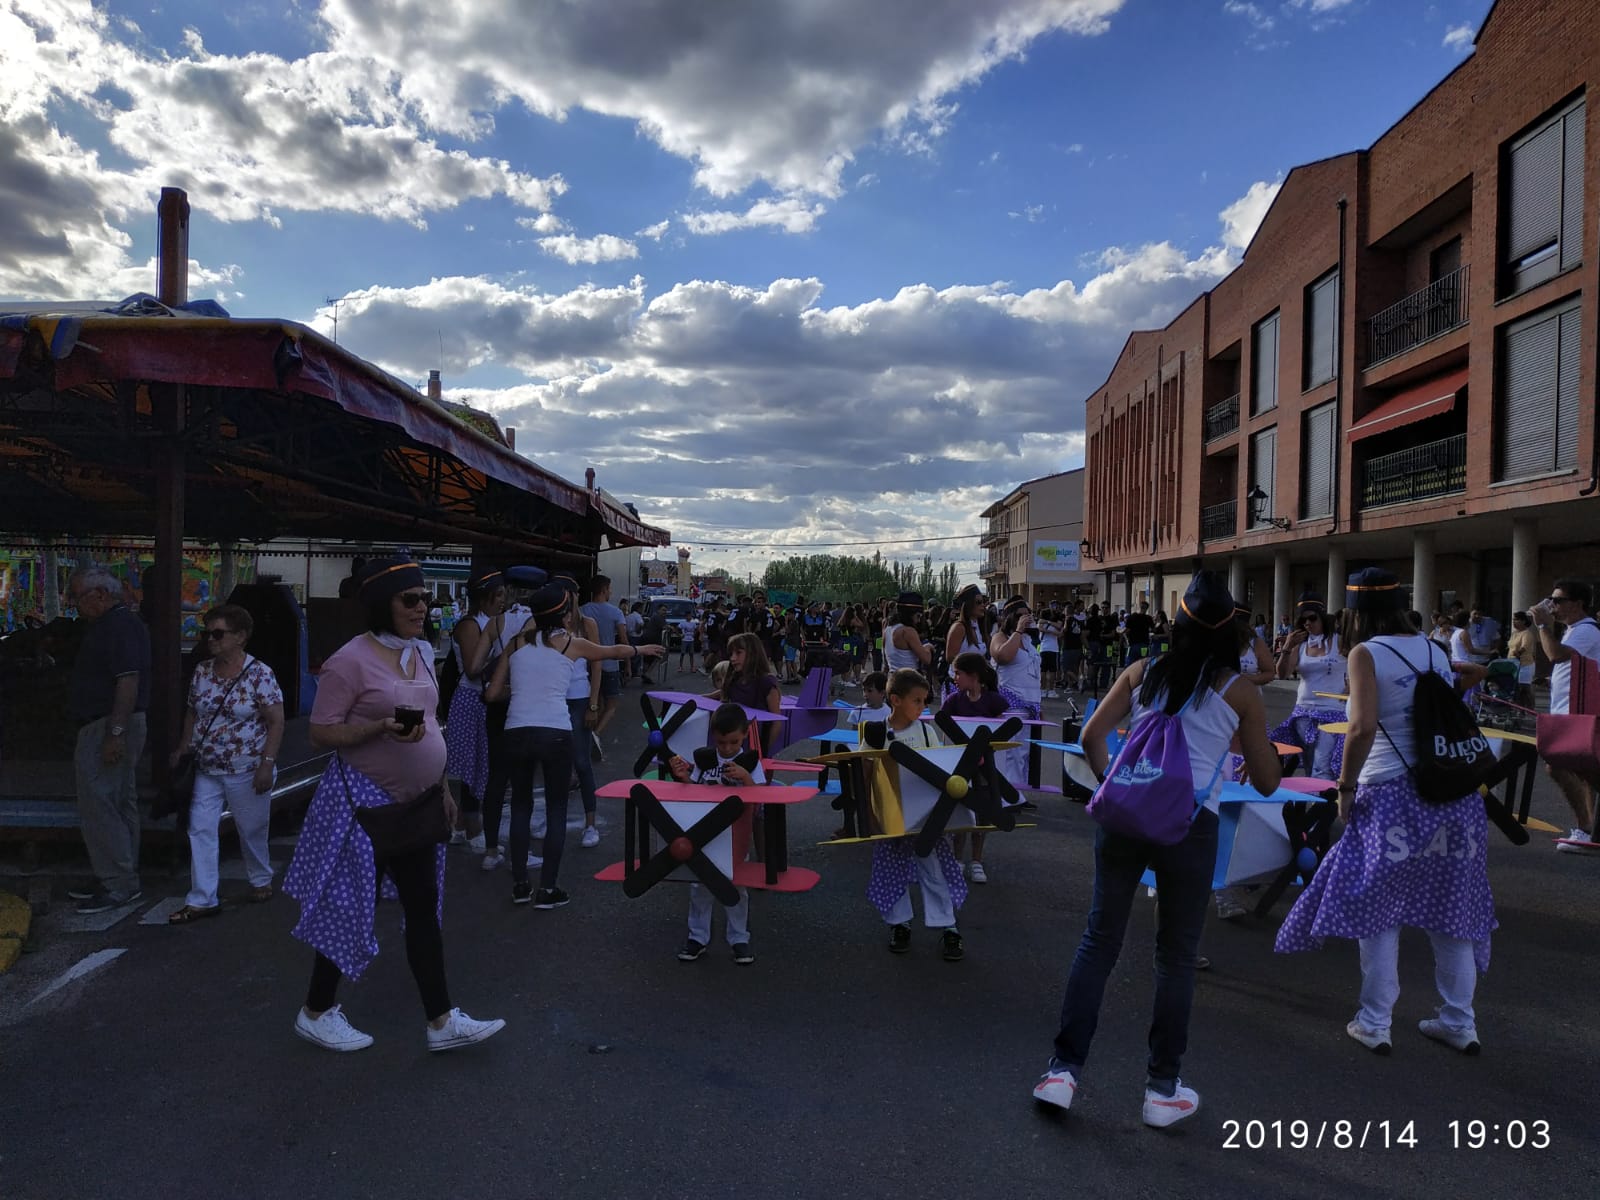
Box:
[311,635,447,803]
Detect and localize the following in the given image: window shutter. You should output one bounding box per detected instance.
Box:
[1557,306,1581,469]
[1508,122,1562,265]
[1252,313,1279,415]
[1306,274,1338,388]
[1561,102,1586,272]
[1301,403,1335,518]
[1251,427,1277,526]
[1500,308,1562,480]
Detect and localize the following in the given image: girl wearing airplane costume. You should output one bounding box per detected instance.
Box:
[945,652,1008,884]
[865,669,969,963]
[668,702,765,966]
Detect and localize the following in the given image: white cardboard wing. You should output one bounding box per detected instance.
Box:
[895,745,979,833]
[1221,803,1291,886]
[651,799,736,884]
[661,703,710,763]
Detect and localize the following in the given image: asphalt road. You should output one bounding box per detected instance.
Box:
[2,664,1596,1200]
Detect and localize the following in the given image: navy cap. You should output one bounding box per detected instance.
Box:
[1295,589,1326,616]
[357,557,425,603]
[896,591,924,610]
[504,565,548,588]
[528,582,572,617]
[1176,571,1236,630]
[1346,567,1402,611]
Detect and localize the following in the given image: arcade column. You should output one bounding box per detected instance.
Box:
[1272,549,1290,630]
[1511,518,1539,613]
[1228,555,1245,604]
[1413,529,1437,616]
[1326,544,1346,612]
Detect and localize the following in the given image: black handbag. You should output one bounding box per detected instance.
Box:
[341,760,451,859]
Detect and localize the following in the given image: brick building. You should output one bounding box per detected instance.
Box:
[1082,0,1599,628]
[979,468,1102,607]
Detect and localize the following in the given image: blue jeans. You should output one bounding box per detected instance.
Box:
[504,725,573,888]
[1051,809,1219,1094]
[566,698,599,817]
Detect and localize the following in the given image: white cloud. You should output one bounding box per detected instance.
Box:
[537,233,641,265]
[322,182,1271,573]
[321,0,1128,199]
[1287,0,1355,11]
[1442,23,1475,53]
[636,220,671,241]
[1218,178,1282,254]
[1009,203,1047,222]
[682,197,827,236]
[518,213,569,234]
[1222,1,1274,31]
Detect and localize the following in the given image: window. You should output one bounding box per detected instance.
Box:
[1251,312,1280,415]
[1300,402,1336,519]
[1250,427,1277,528]
[1503,96,1585,294]
[1303,271,1339,389]
[1498,298,1581,481]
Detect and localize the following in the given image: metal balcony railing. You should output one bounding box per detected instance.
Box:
[1200,499,1237,541]
[1205,394,1240,441]
[1367,265,1469,366]
[1359,433,1467,509]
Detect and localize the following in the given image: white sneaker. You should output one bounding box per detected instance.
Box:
[294,1005,373,1052]
[1032,1065,1077,1111]
[467,833,486,854]
[1346,1019,1392,1055]
[449,830,467,846]
[426,1008,506,1052]
[581,825,600,848]
[968,862,988,884]
[1142,1080,1200,1128]
[481,852,504,871]
[1556,829,1600,854]
[1418,1017,1480,1055]
[526,853,543,868]
[1214,888,1249,920]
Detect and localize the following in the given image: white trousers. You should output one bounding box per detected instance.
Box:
[884,853,956,929]
[187,770,274,908]
[1357,926,1478,1034]
[687,884,750,946]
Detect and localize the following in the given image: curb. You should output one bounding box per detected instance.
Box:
[0,890,31,974]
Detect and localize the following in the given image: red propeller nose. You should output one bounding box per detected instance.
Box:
[669,836,695,862]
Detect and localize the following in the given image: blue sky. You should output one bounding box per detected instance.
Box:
[1,0,1492,580]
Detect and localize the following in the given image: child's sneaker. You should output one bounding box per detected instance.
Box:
[481,850,503,871]
[967,862,988,884]
[1142,1080,1201,1128]
[467,833,486,854]
[1345,1019,1392,1055]
[426,1008,506,1052]
[677,939,707,962]
[1032,1064,1077,1111]
[731,943,756,965]
[581,825,601,848]
[941,928,965,961]
[1418,1017,1480,1055]
[534,887,570,910]
[888,923,912,954]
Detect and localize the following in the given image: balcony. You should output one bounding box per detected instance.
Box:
[1200,499,1237,541]
[1204,394,1240,441]
[979,560,1006,579]
[1367,265,1468,367]
[1359,433,1467,509]
[979,522,1006,548]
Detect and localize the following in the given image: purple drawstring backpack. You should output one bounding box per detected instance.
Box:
[1086,687,1228,845]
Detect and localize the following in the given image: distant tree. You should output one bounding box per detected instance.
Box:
[762,554,898,604]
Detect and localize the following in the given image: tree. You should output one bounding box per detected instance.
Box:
[762,554,898,604]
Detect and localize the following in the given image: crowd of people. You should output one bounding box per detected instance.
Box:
[50,554,1600,1106]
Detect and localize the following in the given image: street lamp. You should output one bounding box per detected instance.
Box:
[1078,537,1102,563]
[1246,484,1292,531]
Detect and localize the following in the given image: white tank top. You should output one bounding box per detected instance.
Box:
[1360,634,1455,784]
[949,618,984,678]
[453,612,493,695]
[1239,643,1258,676]
[883,623,922,673]
[996,637,1041,703]
[1295,634,1347,710]
[505,629,576,731]
[1128,673,1242,813]
[566,650,591,701]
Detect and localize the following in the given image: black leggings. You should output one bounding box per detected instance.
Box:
[504,725,573,889]
[305,843,451,1021]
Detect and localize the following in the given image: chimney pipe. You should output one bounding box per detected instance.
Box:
[427,369,441,403]
[505,427,516,449]
[156,187,190,308]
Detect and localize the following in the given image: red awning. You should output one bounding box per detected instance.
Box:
[1347,367,1468,442]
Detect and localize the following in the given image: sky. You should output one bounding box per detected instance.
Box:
[1,0,1494,583]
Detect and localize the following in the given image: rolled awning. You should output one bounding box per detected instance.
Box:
[1348,367,1468,442]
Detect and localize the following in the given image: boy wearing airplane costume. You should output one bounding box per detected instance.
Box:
[865,669,969,962]
[667,702,766,965]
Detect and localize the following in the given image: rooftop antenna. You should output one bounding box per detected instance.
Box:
[324,295,345,343]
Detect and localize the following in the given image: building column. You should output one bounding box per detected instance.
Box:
[1151,568,1164,616]
[1413,529,1436,616]
[1326,544,1346,612]
[1272,550,1291,630]
[1468,554,1485,609]
[1511,518,1540,614]
[1228,555,1245,604]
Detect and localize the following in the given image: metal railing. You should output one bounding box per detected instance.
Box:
[1359,433,1467,508]
[1200,499,1237,541]
[1205,393,1240,441]
[1367,265,1469,366]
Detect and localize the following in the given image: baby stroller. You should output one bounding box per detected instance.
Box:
[1474,658,1532,734]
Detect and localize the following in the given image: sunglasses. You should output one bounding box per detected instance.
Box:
[204,628,233,641]
[396,591,430,609]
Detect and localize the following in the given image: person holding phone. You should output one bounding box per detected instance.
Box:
[1532,582,1600,853]
[1272,593,1348,779]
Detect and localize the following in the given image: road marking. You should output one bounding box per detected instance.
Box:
[27,948,126,1007]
